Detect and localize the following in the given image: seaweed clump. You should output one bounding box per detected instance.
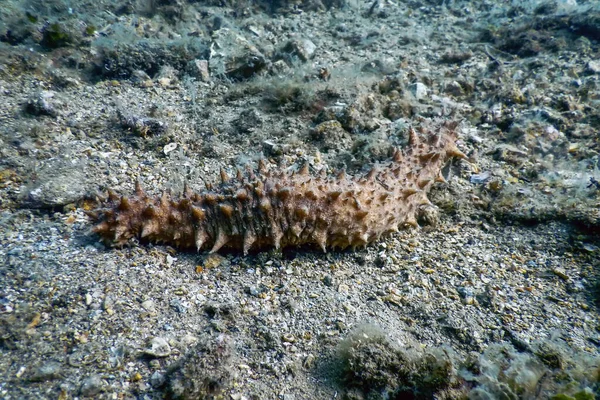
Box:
[337,326,600,400]
[463,340,600,400]
[164,334,235,399]
[337,325,465,400]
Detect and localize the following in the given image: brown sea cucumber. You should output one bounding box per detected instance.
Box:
[88,121,467,254]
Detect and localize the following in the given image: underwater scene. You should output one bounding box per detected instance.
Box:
[1,0,600,398]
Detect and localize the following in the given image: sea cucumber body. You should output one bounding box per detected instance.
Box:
[91,122,466,254]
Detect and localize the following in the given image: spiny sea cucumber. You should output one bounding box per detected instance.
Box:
[89,121,466,254]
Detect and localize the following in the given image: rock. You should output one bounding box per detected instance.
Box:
[150,371,166,388]
[30,361,62,382]
[79,374,104,397]
[24,91,59,117]
[130,70,152,87]
[163,142,178,155]
[587,60,600,74]
[262,140,285,156]
[118,112,169,137]
[410,82,428,100]
[225,54,268,81]
[470,171,492,184]
[141,300,156,312]
[170,299,187,314]
[24,158,88,208]
[144,337,172,358]
[187,59,210,82]
[234,109,263,133]
[444,80,464,96]
[494,144,528,164]
[281,38,316,62]
[203,253,227,270]
[246,285,261,297]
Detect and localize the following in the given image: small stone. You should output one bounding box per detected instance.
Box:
[587,60,600,74]
[170,299,187,314]
[582,243,598,253]
[552,268,569,281]
[15,366,26,378]
[119,113,168,137]
[173,287,188,296]
[282,38,316,62]
[30,361,62,382]
[494,144,528,163]
[187,59,210,82]
[79,375,104,397]
[24,158,88,208]
[445,80,464,96]
[131,70,152,84]
[411,82,428,100]
[323,274,333,287]
[281,333,296,343]
[247,286,261,297]
[141,300,156,312]
[166,254,177,268]
[131,372,142,382]
[158,77,172,87]
[203,254,226,269]
[163,143,178,155]
[150,371,166,388]
[144,337,171,358]
[303,354,315,369]
[263,140,283,156]
[25,90,59,117]
[470,171,491,184]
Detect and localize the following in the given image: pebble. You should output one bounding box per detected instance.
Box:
[587,60,600,74]
[24,159,88,208]
[302,354,315,369]
[170,299,187,314]
[79,375,104,397]
[204,254,226,269]
[163,143,178,155]
[582,243,598,253]
[188,59,210,82]
[131,372,142,382]
[470,171,491,184]
[25,90,59,117]
[283,38,316,61]
[411,82,428,100]
[141,300,156,312]
[150,370,166,388]
[166,254,176,268]
[144,337,171,358]
[552,268,569,281]
[281,333,296,343]
[30,361,62,382]
[247,285,261,297]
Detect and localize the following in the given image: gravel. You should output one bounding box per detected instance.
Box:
[1,0,600,398]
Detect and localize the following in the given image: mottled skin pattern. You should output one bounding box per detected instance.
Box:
[89,122,466,254]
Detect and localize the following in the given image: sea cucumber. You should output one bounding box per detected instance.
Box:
[89,121,466,254]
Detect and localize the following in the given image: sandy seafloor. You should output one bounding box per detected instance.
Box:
[1,0,600,399]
